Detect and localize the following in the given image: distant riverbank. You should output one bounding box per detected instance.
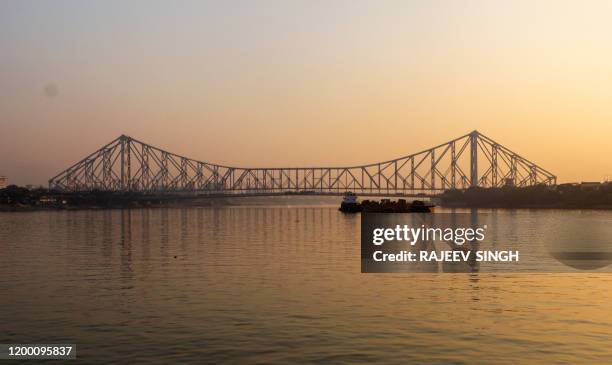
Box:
[0,185,341,212]
[0,185,221,212]
[3,183,612,211]
[439,202,612,210]
[439,183,612,209]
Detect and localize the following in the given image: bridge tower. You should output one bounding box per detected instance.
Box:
[470,130,478,187]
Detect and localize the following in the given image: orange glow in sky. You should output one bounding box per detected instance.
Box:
[1,1,612,185]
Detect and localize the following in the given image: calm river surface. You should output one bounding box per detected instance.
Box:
[1,203,612,364]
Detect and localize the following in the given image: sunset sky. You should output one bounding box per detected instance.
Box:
[1,0,612,185]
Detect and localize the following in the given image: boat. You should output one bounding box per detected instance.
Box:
[339,193,435,213]
[359,199,434,213]
[339,192,361,213]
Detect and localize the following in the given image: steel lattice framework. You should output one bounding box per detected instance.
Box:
[49,131,556,195]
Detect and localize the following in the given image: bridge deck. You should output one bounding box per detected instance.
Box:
[164,191,439,199]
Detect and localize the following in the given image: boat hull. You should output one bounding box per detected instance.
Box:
[338,199,434,213]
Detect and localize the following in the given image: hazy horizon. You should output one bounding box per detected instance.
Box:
[2,0,612,185]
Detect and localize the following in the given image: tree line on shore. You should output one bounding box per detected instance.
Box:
[0,185,151,209]
[440,183,612,208]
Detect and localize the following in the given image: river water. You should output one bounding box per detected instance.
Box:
[1,203,611,364]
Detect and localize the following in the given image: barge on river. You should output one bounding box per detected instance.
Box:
[339,192,434,213]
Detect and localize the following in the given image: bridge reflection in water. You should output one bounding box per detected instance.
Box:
[49,130,555,195]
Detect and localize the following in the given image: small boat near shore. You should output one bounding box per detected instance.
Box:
[338,192,435,213]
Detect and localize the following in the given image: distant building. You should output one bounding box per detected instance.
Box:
[580,181,601,190]
[38,196,57,205]
[557,183,578,188]
[0,176,7,189]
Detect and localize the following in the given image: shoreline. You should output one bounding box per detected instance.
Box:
[4,201,612,212]
[4,184,612,212]
[438,202,612,210]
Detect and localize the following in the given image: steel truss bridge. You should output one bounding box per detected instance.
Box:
[49,131,556,196]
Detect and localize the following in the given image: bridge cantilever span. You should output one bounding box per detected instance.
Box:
[48,130,556,195]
